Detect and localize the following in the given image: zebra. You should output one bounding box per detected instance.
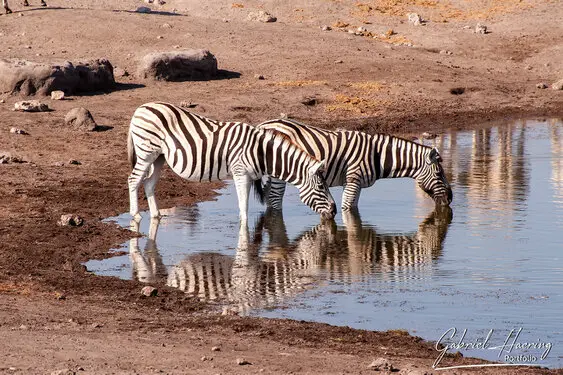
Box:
[255,118,452,211]
[129,206,452,314]
[2,0,46,13]
[127,102,337,224]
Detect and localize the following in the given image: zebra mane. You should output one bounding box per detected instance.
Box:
[259,128,323,162]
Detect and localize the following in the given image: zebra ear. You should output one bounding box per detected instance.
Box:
[309,159,326,176]
[428,148,441,164]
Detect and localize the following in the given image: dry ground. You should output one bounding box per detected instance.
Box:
[0,0,562,373]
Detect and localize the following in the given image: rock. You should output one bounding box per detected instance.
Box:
[367,357,396,371]
[113,67,129,78]
[10,127,29,135]
[536,82,548,89]
[334,60,343,64]
[179,101,197,108]
[50,90,65,100]
[135,6,151,13]
[138,50,218,81]
[0,58,115,96]
[90,322,103,328]
[68,159,81,165]
[64,107,98,131]
[450,87,465,95]
[236,358,251,365]
[57,214,84,227]
[141,286,158,297]
[13,100,49,112]
[201,356,212,361]
[156,35,163,40]
[144,0,153,3]
[161,23,172,28]
[552,79,563,90]
[407,13,423,25]
[254,74,265,80]
[50,369,75,375]
[247,10,276,22]
[475,23,488,34]
[211,346,221,352]
[439,50,453,55]
[301,97,317,106]
[321,25,332,31]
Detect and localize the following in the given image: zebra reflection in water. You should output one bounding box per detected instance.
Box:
[129,207,452,314]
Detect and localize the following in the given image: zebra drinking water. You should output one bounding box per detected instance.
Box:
[2,0,46,13]
[127,102,337,223]
[256,118,452,211]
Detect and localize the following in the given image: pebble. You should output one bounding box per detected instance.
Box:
[367,357,396,371]
[201,356,212,361]
[68,160,81,165]
[321,25,331,31]
[439,50,453,55]
[58,214,84,227]
[10,127,29,135]
[13,100,50,112]
[236,358,252,365]
[156,35,163,39]
[475,23,488,34]
[161,23,172,28]
[254,74,265,80]
[422,132,438,140]
[536,82,548,89]
[141,286,158,297]
[247,10,276,23]
[552,79,563,90]
[407,13,423,26]
[211,346,221,352]
[334,60,343,64]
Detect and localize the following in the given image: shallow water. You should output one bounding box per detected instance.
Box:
[86,118,563,368]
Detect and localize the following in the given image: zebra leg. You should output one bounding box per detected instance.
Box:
[23,0,28,6]
[233,173,252,225]
[128,151,161,221]
[341,181,362,211]
[267,178,287,210]
[3,0,12,13]
[143,155,165,218]
[40,0,46,5]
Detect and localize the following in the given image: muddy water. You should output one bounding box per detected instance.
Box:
[87,119,563,368]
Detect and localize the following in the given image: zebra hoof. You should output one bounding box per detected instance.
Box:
[5,8,13,13]
[131,212,142,222]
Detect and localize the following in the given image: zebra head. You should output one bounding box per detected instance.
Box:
[298,160,337,220]
[416,148,452,206]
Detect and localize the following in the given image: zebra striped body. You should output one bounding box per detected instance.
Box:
[256,119,452,211]
[128,102,336,223]
[2,0,46,13]
[129,207,452,314]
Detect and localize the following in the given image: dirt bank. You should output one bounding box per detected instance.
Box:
[0,0,561,373]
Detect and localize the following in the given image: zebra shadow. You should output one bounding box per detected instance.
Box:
[129,207,453,315]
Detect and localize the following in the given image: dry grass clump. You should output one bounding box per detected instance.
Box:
[325,94,386,114]
[271,80,328,87]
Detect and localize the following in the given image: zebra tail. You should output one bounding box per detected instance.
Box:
[127,131,136,169]
[252,178,267,205]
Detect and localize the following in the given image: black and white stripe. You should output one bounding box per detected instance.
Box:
[2,0,46,13]
[256,119,452,211]
[130,207,452,314]
[127,102,336,223]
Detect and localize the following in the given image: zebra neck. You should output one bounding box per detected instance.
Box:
[258,133,310,186]
[375,135,426,179]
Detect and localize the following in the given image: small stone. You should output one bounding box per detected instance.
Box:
[179,101,197,108]
[0,152,26,164]
[68,160,81,165]
[254,74,265,80]
[14,100,50,112]
[50,369,76,375]
[334,60,343,64]
[211,346,221,352]
[301,97,317,106]
[51,90,65,100]
[475,23,488,34]
[144,0,153,3]
[19,324,28,330]
[552,79,563,90]
[321,25,331,31]
[407,13,423,26]
[439,50,453,55]
[156,35,163,39]
[58,214,84,227]
[201,356,212,361]
[536,83,548,89]
[0,99,5,103]
[357,26,367,33]
[141,286,158,297]
[113,67,129,77]
[247,10,276,23]
[236,358,251,365]
[136,6,151,13]
[450,87,465,95]
[367,357,396,371]
[10,127,29,135]
[55,292,66,300]
[24,45,32,49]
[161,23,172,28]
[279,113,288,119]
[158,0,165,5]
[91,322,103,328]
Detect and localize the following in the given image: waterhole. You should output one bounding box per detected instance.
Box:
[87,119,562,368]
